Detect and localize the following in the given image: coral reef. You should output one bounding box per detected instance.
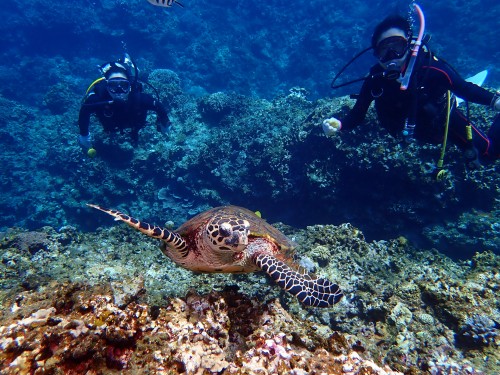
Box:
[147,69,184,109]
[1,223,499,374]
[1,2,500,372]
[1,79,499,257]
[197,91,248,125]
[2,3,500,254]
[458,314,499,347]
[0,283,404,375]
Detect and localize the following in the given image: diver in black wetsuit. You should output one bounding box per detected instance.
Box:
[323,15,500,166]
[78,54,171,151]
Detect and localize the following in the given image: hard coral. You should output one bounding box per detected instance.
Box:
[198,92,246,124]
[147,68,183,108]
[9,230,52,255]
[458,314,499,346]
[0,282,404,375]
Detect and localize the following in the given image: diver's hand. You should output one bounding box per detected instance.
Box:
[78,133,92,150]
[322,117,342,136]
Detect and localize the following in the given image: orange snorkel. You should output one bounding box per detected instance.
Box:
[400,3,425,90]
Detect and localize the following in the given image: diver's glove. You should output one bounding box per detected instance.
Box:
[322,117,342,137]
[464,146,482,170]
[78,133,92,150]
[157,120,171,134]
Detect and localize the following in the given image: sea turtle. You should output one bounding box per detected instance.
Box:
[88,204,343,307]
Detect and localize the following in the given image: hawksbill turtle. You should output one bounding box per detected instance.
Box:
[88,204,343,307]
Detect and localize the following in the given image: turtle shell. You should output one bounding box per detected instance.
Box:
[176,205,296,254]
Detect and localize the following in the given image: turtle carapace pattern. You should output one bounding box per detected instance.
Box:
[88,204,343,307]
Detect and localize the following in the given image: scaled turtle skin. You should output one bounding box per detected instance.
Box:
[88,204,343,307]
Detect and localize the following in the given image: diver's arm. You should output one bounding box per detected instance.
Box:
[142,94,171,126]
[78,100,93,136]
[451,77,495,106]
[340,79,374,131]
[430,59,495,106]
[77,99,96,150]
[153,99,171,126]
[78,87,108,136]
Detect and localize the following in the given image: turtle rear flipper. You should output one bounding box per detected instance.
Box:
[255,254,343,308]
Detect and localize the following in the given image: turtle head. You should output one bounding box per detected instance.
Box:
[204,215,250,252]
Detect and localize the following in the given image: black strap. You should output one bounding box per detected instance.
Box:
[331,46,373,90]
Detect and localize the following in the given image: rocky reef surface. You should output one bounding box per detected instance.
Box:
[1,223,499,374]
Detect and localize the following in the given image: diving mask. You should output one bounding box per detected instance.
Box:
[375,36,409,63]
[107,78,131,94]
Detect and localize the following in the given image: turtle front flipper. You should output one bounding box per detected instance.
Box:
[254,254,343,308]
[87,204,189,257]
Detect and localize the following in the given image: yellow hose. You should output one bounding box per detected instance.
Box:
[85,77,105,96]
[435,91,451,179]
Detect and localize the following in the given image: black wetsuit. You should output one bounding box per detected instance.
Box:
[341,51,500,160]
[78,80,170,142]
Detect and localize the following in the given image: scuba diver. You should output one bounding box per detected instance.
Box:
[323,5,500,170]
[78,54,171,152]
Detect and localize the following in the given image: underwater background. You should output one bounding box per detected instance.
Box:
[0,0,499,374]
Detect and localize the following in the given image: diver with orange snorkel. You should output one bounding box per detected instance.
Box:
[323,4,500,174]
